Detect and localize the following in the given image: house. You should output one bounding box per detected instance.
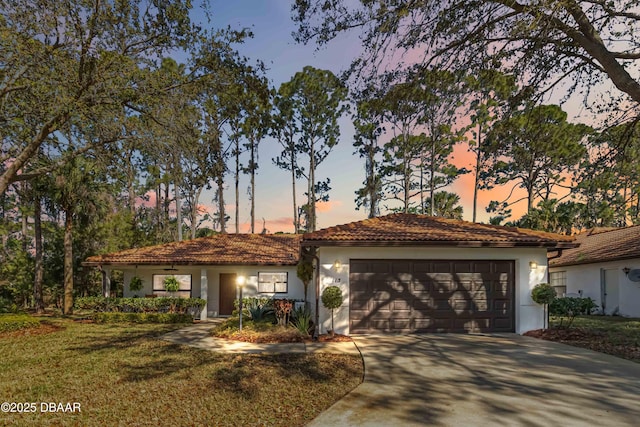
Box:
[85,213,576,334]
[548,225,640,317]
[84,234,304,318]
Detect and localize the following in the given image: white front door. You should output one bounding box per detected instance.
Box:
[602,269,620,315]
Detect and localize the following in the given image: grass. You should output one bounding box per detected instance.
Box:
[542,315,640,362]
[0,313,41,332]
[0,317,363,426]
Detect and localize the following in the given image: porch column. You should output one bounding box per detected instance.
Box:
[102,267,111,298]
[200,268,208,320]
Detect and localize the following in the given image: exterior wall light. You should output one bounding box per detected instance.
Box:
[529,261,538,270]
[333,260,342,270]
[623,267,631,275]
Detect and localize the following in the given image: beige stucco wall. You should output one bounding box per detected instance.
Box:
[550,259,640,317]
[314,246,549,335]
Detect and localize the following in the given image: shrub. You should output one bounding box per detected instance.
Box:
[74,297,205,315]
[273,299,294,326]
[531,283,556,305]
[550,297,596,328]
[91,312,193,324]
[321,286,343,336]
[0,314,41,332]
[290,305,313,337]
[129,276,144,292]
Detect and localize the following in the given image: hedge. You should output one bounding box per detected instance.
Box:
[0,314,41,332]
[91,312,194,324]
[75,297,205,315]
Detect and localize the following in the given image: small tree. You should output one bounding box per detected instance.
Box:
[531,283,556,330]
[296,257,314,303]
[321,286,343,336]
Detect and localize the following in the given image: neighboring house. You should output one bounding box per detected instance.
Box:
[85,213,575,334]
[548,225,640,317]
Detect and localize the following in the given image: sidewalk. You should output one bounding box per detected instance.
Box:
[160,320,361,355]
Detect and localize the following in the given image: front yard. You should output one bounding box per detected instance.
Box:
[525,315,640,362]
[0,317,363,426]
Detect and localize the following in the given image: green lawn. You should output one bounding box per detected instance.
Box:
[0,318,362,426]
[547,315,640,362]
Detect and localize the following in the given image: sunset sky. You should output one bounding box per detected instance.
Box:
[184,1,590,233]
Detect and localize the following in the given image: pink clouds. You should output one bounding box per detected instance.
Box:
[316,200,343,213]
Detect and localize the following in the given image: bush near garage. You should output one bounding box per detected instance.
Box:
[550,297,597,328]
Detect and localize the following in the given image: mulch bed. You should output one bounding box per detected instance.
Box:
[0,322,64,339]
[524,327,640,362]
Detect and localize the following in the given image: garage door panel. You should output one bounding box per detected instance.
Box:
[350,259,514,334]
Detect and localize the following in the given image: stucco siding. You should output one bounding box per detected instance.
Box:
[315,246,548,335]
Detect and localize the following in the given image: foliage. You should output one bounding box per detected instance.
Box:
[322,286,343,335]
[297,255,315,302]
[91,312,193,324]
[163,276,180,293]
[321,286,343,310]
[273,299,295,326]
[247,304,275,323]
[531,283,556,305]
[293,1,640,112]
[0,314,41,332]
[290,305,313,337]
[550,297,597,329]
[74,297,205,315]
[212,317,306,343]
[274,66,349,232]
[129,276,144,292]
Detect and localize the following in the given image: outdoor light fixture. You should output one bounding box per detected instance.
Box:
[333,260,342,270]
[623,267,631,275]
[236,275,246,331]
[529,261,538,270]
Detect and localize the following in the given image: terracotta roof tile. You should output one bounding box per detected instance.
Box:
[84,234,301,266]
[302,213,576,247]
[549,225,640,267]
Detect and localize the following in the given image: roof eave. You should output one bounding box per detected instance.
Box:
[550,253,640,268]
[301,239,577,248]
[82,260,299,268]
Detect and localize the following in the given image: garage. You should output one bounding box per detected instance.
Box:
[349,259,514,333]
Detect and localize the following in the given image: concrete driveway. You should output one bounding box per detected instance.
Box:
[308,334,640,426]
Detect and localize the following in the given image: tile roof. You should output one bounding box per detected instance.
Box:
[84,234,301,266]
[549,225,640,267]
[302,213,576,247]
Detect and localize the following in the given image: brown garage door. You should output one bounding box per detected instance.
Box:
[349,259,514,334]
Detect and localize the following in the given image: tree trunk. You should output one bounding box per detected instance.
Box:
[217,178,226,233]
[176,182,182,241]
[33,196,44,314]
[472,122,482,223]
[309,139,316,232]
[63,209,74,315]
[291,153,299,233]
[235,138,240,234]
[250,139,256,234]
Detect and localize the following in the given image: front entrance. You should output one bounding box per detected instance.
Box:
[219,273,237,316]
[602,269,620,315]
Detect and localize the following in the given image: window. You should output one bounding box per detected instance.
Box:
[258,272,288,293]
[152,274,192,298]
[549,271,567,297]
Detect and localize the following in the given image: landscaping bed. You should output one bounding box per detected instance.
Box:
[212,317,353,343]
[524,315,640,363]
[0,318,363,426]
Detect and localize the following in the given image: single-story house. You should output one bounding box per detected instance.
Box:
[548,225,640,317]
[85,213,576,334]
